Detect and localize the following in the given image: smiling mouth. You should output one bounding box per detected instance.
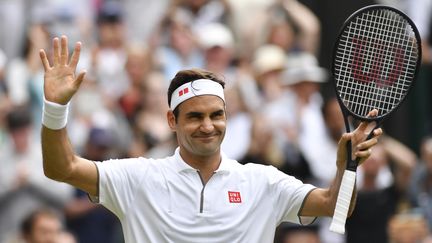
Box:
[194,134,218,141]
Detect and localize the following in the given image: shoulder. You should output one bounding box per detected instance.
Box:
[96,155,173,174]
[227,160,289,181]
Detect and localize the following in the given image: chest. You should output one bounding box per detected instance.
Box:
[134,171,273,228]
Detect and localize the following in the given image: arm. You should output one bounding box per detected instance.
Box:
[282,0,321,55]
[381,136,417,191]
[299,110,382,217]
[40,36,98,196]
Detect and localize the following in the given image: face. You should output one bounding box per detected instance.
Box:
[26,215,62,243]
[168,95,226,158]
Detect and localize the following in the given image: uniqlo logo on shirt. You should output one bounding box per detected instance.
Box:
[179,87,189,96]
[228,191,242,203]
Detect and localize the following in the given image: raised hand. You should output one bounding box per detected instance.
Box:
[336,109,383,169]
[39,35,86,105]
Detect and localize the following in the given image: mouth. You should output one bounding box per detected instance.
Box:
[194,134,218,142]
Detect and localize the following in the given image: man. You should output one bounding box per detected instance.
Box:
[39,36,381,242]
[20,208,63,243]
[0,106,73,242]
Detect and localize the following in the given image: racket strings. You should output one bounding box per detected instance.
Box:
[334,8,419,118]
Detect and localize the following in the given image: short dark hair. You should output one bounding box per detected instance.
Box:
[167,69,225,118]
[6,105,32,131]
[21,208,61,236]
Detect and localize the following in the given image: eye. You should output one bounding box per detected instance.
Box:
[186,112,203,121]
[211,110,225,119]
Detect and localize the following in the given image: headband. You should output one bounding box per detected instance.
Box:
[170,79,225,110]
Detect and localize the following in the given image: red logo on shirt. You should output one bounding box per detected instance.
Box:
[179,87,189,96]
[228,191,242,203]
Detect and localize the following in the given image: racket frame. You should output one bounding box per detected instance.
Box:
[329,4,422,234]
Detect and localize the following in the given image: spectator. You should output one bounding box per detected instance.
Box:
[64,127,123,243]
[56,230,78,243]
[264,0,321,55]
[156,8,204,82]
[264,51,328,182]
[410,136,432,230]
[196,22,236,81]
[6,207,65,243]
[118,42,152,123]
[251,44,286,104]
[6,23,51,126]
[90,1,128,101]
[128,72,172,157]
[0,106,73,242]
[170,0,231,32]
[21,208,63,243]
[346,136,417,243]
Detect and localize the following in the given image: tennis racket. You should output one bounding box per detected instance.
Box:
[329,5,421,234]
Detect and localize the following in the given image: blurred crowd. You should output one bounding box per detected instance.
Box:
[0,0,431,243]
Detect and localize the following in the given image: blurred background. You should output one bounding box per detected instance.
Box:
[0,0,431,242]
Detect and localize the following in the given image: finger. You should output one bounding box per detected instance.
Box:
[69,42,81,69]
[39,49,51,71]
[367,109,379,118]
[357,109,379,130]
[339,132,352,146]
[60,35,69,65]
[52,37,60,65]
[357,137,378,151]
[373,128,383,137]
[73,70,87,89]
[355,148,372,159]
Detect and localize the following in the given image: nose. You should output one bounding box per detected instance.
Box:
[200,117,214,133]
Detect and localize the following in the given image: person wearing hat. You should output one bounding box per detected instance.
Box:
[196,22,236,80]
[39,36,382,243]
[250,44,287,106]
[263,51,328,181]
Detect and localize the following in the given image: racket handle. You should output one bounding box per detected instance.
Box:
[329,170,356,234]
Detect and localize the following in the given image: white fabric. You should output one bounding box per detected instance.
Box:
[42,98,69,130]
[170,79,225,110]
[95,148,316,243]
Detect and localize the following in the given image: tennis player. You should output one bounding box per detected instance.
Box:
[39,36,382,243]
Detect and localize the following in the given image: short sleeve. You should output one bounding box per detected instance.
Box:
[94,158,147,219]
[266,166,317,225]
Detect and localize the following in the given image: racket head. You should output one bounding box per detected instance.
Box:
[332,5,422,122]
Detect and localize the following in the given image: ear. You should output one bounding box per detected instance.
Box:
[167,110,176,131]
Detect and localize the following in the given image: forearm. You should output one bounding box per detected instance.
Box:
[300,167,357,217]
[41,126,77,181]
[283,0,321,54]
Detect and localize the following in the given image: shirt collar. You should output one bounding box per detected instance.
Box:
[172,147,232,174]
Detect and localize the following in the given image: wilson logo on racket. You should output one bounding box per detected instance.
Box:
[179,87,189,96]
[228,191,242,203]
[351,37,404,86]
[351,37,405,87]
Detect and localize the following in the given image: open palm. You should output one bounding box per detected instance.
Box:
[40,36,86,105]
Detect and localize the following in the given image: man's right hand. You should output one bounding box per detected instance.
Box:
[40,35,86,105]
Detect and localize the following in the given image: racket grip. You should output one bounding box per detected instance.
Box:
[329,170,356,234]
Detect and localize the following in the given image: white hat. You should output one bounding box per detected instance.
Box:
[252,45,286,76]
[282,52,328,85]
[197,23,234,49]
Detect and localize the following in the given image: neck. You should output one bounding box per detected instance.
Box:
[180,149,222,184]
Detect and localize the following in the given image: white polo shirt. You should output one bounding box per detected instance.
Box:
[94,148,316,243]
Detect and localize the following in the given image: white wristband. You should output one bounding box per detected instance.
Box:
[42,98,69,130]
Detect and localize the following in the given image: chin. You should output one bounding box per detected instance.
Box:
[194,145,220,156]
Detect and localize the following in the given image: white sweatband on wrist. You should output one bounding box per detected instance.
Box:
[170,79,225,110]
[42,98,69,130]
